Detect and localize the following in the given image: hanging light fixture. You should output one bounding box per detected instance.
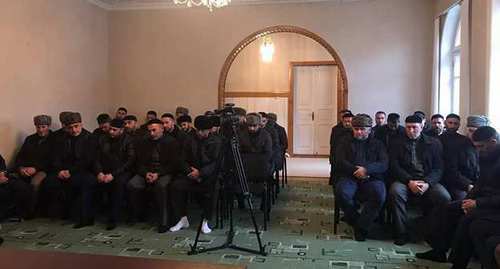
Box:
[173,0,231,12]
[260,36,275,63]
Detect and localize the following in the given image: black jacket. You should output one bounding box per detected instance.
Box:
[239,128,273,180]
[94,133,135,177]
[15,132,53,172]
[374,125,406,152]
[264,122,281,169]
[390,134,443,185]
[181,134,222,181]
[468,145,500,210]
[166,125,188,149]
[135,135,181,177]
[0,154,5,172]
[52,129,96,174]
[336,136,389,181]
[330,123,352,164]
[440,131,479,191]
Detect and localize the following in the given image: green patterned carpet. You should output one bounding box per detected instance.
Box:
[0,178,479,269]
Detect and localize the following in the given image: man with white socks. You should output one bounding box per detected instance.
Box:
[169,115,222,234]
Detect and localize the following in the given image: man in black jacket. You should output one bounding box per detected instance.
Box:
[424,114,445,137]
[92,113,111,138]
[335,114,388,241]
[161,113,188,149]
[440,113,479,201]
[416,126,500,267]
[94,119,135,230]
[374,113,405,152]
[127,119,180,233]
[14,115,53,216]
[169,116,222,234]
[329,110,354,185]
[44,112,97,228]
[388,115,450,245]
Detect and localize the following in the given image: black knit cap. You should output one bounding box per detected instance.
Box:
[342,111,354,118]
[472,126,498,142]
[110,119,125,128]
[405,115,423,124]
[177,115,192,125]
[123,115,138,121]
[97,113,111,124]
[194,115,212,130]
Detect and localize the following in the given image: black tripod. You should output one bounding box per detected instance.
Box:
[188,123,267,256]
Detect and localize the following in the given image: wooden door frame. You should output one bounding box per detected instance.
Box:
[289,61,344,158]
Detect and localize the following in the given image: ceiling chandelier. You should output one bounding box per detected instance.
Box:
[260,36,275,63]
[173,0,231,11]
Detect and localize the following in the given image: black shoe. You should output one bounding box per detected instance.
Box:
[106,222,117,231]
[158,225,168,233]
[415,250,447,263]
[394,234,409,246]
[353,227,367,242]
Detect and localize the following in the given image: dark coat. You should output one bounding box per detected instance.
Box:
[14,132,53,172]
[330,123,352,164]
[440,131,479,191]
[180,134,223,182]
[166,125,188,149]
[52,129,96,174]
[274,122,288,170]
[94,133,135,177]
[135,135,181,177]
[374,125,406,152]
[264,122,281,169]
[0,154,5,171]
[468,145,500,211]
[239,128,273,180]
[390,134,443,185]
[336,136,389,181]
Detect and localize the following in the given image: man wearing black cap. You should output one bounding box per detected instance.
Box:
[161,113,188,148]
[177,115,196,138]
[267,113,288,181]
[416,126,500,268]
[388,114,450,245]
[335,114,388,241]
[13,115,53,216]
[93,113,112,138]
[414,111,431,132]
[127,119,181,233]
[123,115,146,139]
[258,112,281,184]
[169,115,222,234]
[239,113,273,180]
[374,113,405,152]
[45,112,97,228]
[329,110,354,185]
[94,119,135,230]
[439,114,479,201]
[115,107,128,120]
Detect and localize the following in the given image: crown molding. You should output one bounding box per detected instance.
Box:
[87,0,367,11]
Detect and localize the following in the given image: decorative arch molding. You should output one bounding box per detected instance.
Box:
[217,25,348,110]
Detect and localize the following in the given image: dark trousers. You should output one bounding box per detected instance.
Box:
[446,187,468,201]
[447,211,484,269]
[127,174,171,227]
[389,181,451,235]
[17,171,47,216]
[0,178,33,219]
[44,171,96,223]
[468,218,500,269]
[170,176,217,222]
[96,173,131,223]
[335,177,386,232]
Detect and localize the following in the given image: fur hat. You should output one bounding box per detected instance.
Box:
[33,115,52,126]
[467,115,489,128]
[194,115,211,130]
[352,114,373,127]
[246,113,261,126]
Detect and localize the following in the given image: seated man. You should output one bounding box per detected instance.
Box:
[0,154,32,220]
[123,115,146,139]
[372,111,386,134]
[440,114,479,201]
[177,115,196,138]
[127,119,180,233]
[416,126,500,266]
[161,113,188,148]
[44,112,97,228]
[92,113,111,138]
[115,107,127,120]
[14,115,53,216]
[335,114,388,241]
[94,119,135,230]
[169,116,222,234]
[374,112,405,152]
[424,114,445,137]
[139,110,158,131]
[389,115,450,245]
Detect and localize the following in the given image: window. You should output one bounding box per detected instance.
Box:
[438,5,461,116]
[490,0,500,129]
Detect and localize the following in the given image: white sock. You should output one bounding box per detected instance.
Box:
[169,216,189,232]
[201,219,212,234]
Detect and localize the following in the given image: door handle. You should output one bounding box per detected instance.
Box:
[312,111,315,121]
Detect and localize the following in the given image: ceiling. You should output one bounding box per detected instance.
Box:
[88,0,369,10]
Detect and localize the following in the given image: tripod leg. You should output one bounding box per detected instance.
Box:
[188,215,205,255]
[245,195,266,253]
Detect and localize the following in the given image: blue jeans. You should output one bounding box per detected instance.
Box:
[335,177,386,232]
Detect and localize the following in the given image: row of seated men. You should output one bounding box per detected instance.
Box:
[330,110,500,269]
[0,106,288,235]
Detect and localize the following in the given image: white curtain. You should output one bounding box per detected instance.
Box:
[459,0,471,121]
[431,17,441,115]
